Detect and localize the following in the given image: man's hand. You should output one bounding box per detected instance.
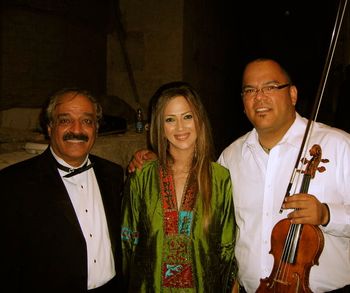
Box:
[127,149,157,173]
[282,193,330,226]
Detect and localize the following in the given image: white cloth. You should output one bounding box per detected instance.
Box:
[51,149,115,289]
[218,113,350,292]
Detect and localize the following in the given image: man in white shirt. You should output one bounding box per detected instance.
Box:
[218,58,350,292]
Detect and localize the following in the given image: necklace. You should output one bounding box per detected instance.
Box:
[259,142,271,154]
[262,146,270,154]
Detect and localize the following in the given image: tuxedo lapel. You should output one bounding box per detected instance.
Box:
[38,148,85,237]
[91,157,122,254]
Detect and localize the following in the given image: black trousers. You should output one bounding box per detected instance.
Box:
[327,285,350,293]
[88,275,124,293]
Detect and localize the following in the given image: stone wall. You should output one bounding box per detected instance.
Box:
[106,0,184,118]
[1,0,108,110]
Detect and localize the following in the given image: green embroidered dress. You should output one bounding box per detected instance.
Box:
[121,160,236,292]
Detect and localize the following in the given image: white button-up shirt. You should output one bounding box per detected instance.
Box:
[218,113,350,292]
[51,149,115,289]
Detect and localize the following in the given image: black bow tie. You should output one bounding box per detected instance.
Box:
[55,161,94,178]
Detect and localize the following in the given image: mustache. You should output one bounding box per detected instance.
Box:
[63,132,89,142]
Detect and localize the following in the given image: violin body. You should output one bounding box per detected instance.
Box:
[256,218,324,293]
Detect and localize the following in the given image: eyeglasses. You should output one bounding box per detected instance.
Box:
[241,83,290,99]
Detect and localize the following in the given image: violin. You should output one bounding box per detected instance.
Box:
[256,144,328,293]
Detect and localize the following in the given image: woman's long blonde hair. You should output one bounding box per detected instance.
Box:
[149,82,215,228]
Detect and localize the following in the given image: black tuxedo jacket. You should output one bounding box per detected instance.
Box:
[0,148,124,292]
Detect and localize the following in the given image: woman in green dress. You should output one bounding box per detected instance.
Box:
[121,82,237,292]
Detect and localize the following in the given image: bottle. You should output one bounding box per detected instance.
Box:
[135,108,144,133]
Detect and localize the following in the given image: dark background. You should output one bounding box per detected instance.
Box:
[185,0,348,155]
[1,0,349,157]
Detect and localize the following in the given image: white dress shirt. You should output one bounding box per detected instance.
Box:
[218,113,350,292]
[51,149,116,289]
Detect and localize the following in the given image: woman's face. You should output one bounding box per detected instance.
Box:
[163,95,197,155]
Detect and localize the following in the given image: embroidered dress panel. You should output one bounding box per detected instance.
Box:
[160,166,198,289]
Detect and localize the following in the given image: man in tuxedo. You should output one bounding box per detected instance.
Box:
[1,88,125,292]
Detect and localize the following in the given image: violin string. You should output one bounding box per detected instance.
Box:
[285,224,296,281]
[275,223,295,282]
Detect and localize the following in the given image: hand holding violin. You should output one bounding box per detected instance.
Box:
[282,194,330,226]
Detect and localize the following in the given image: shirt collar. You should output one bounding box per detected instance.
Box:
[50,146,89,169]
[242,112,307,155]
